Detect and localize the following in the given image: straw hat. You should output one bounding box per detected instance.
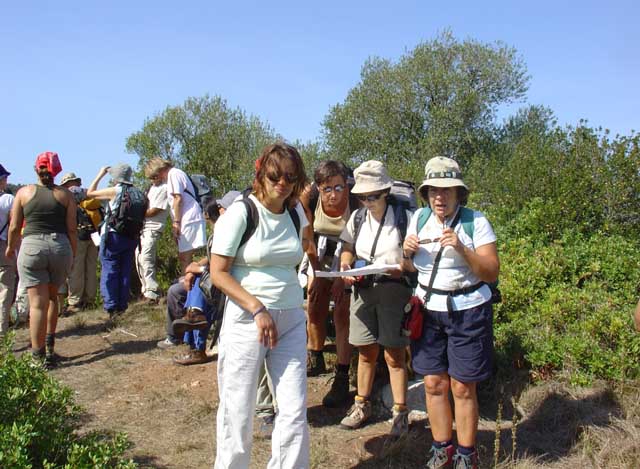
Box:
[109,164,134,185]
[418,156,468,192]
[351,160,393,194]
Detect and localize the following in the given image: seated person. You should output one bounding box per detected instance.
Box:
[156,197,226,365]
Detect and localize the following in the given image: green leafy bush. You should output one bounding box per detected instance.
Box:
[0,335,137,469]
[494,232,640,384]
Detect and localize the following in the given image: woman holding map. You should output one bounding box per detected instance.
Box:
[338,160,413,438]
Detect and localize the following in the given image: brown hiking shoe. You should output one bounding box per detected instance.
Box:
[322,370,351,407]
[173,349,211,366]
[172,308,208,336]
[340,398,372,430]
[306,350,327,377]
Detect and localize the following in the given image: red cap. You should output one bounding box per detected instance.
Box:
[35,151,62,178]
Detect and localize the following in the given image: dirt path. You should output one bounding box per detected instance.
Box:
[10,302,637,468]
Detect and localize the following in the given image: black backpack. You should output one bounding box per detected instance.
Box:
[184,174,211,208]
[107,185,148,240]
[77,206,96,241]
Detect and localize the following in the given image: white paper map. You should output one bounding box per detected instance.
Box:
[314,263,400,278]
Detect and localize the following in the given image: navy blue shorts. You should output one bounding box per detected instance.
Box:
[411,301,494,383]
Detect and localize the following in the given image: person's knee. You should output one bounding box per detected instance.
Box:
[358,345,379,365]
[424,375,450,396]
[383,348,406,370]
[450,379,476,400]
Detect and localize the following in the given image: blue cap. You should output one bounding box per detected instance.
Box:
[0,164,10,178]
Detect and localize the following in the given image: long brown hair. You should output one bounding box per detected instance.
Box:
[253,142,307,208]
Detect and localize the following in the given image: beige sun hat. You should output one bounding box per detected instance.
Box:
[418,156,468,192]
[351,160,394,194]
[60,172,81,186]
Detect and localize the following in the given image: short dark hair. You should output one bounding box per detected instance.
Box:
[203,198,221,223]
[313,160,349,186]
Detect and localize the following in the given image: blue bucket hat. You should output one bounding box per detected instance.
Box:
[0,164,10,178]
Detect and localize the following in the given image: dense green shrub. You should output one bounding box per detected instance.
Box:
[0,335,137,469]
[493,232,640,384]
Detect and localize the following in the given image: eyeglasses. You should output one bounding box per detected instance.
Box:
[266,172,298,184]
[356,192,385,202]
[320,184,345,194]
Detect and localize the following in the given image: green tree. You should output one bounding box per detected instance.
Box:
[322,30,529,179]
[125,95,276,194]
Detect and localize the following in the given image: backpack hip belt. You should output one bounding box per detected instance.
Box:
[418,281,486,314]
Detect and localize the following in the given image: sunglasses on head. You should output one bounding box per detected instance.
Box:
[356,192,385,202]
[266,171,298,184]
[320,184,345,194]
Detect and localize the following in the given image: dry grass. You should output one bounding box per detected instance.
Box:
[9,302,639,469]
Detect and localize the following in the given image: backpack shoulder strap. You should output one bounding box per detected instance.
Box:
[459,206,475,239]
[288,206,301,239]
[237,196,259,248]
[184,176,200,205]
[392,203,409,241]
[352,207,367,247]
[308,185,319,213]
[416,207,432,234]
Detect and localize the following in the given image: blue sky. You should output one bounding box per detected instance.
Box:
[1,0,638,186]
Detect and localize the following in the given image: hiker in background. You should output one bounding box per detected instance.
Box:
[401,156,499,469]
[136,163,170,305]
[210,142,310,468]
[6,152,76,367]
[300,160,360,407]
[145,158,206,274]
[156,195,229,365]
[338,160,413,437]
[0,164,17,335]
[87,164,147,317]
[60,172,101,313]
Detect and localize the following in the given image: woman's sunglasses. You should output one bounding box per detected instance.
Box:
[320,184,345,194]
[266,172,298,184]
[356,192,385,202]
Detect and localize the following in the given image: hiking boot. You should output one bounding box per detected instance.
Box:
[453,451,478,469]
[389,405,409,439]
[306,350,327,377]
[340,398,372,430]
[157,337,181,349]
[65,304,82,315]
[426,444,454,469]
[322,370,351,407]
[44,351,60,370]
[172,308,208,336]
[173,349,211,366]
[255,413,275,439]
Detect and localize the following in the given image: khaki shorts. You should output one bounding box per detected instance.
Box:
[349,281,412,349]
[178,220,207,253]
[18,233,73,288]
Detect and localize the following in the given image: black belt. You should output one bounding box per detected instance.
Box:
[419,281,486,313]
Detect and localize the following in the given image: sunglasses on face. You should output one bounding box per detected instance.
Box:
[320,184,345,194]
[356,192,385,202]
[266,171,298,185]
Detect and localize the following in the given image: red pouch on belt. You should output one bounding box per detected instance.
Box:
[402,296,425,340]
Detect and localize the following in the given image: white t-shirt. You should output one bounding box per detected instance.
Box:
[408,207,497,312]
[0,193,15,241]
[340,205,413,265]
[211,194,309,309]
[144,183,169,232]
[166,168,204,227]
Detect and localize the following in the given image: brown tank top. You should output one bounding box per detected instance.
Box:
[313,198,350,237]
[23,185,67,236]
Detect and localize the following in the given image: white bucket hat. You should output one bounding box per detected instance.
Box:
[418,156,468,193]
[351,160,393,195]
